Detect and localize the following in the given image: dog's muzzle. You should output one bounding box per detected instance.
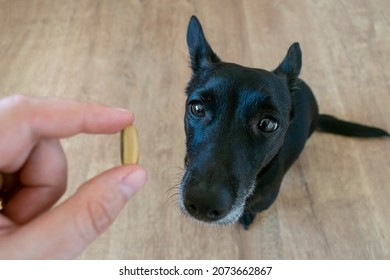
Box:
[179,170,255,225]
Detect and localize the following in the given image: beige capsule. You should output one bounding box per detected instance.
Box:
[121,125,140,165]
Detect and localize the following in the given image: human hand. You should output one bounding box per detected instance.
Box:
[0,95,147,259]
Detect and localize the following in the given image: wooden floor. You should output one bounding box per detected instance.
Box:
[0,0,389,259]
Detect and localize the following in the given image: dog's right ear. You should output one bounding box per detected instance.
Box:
[187,16,221,73]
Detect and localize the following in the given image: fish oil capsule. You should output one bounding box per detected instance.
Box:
[121,125,140,164]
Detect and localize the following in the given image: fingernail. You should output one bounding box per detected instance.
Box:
[113,107,135,123]
[120,167,147,199]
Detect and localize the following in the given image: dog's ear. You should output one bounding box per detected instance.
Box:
[187,15,221,73]
[274,42,302,89]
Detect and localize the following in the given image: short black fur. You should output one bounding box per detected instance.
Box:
[179,16,389,229]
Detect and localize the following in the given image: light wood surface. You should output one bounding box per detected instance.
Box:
[0,0,389,259]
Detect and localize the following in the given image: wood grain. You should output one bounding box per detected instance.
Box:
[0,0,389,259]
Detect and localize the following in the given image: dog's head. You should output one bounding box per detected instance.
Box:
[179,16,302,225]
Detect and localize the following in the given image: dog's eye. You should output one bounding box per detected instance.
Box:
[190,101,206,118]
[258,117,279,132]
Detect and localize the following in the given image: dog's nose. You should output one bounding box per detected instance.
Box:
[186,203,227,221]
[183,187,233,222]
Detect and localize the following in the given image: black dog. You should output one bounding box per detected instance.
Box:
[179,16,389,230]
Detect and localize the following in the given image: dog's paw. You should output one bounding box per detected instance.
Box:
[239,212,256,230]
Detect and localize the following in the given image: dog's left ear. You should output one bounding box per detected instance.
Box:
[274,42,302,90]
[187,16,221,73]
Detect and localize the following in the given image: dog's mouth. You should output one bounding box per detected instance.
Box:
[178,169,255,225]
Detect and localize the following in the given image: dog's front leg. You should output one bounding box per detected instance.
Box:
[239,168,284,229]
[239,183,282,229]
[239,212,257,230]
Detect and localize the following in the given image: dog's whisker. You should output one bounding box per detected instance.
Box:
[165,185,179,194]
[168,200,179,209]
[167,193,179,204]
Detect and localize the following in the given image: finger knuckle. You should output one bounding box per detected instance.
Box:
[86,195,116,235]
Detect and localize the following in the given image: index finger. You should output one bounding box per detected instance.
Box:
[0,95,134,138]
[0,95,134,170]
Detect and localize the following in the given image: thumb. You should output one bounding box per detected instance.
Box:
[5,165,147,259]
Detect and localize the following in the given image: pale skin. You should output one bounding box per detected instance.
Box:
[0,95,147,259]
